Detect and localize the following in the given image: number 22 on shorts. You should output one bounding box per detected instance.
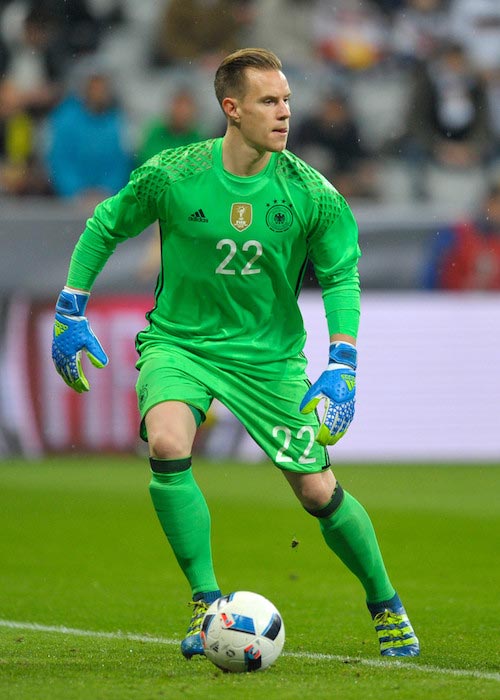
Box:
[272,425,316,465]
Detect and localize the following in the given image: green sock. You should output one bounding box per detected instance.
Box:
[317,489,395,604]
[149,458,219,597]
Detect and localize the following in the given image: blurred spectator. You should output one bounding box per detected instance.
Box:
[403,42,492,171]
[312,0,391,72]
[251,0,316,71]
[45,70,132,204]
[449,0,500,74]
[391,0,451,66]
[289,90,378,199]
[150,0,255,69]
[423,179,500,289]
[137,88,203,165]
[0,78,50,195]
[1,6,65,117]
[1,1,123,80]
[39,0,102,59]
[0,4,65,195]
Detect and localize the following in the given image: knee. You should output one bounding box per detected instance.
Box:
[145,402,196,460]
[304,482,345,518]
[148,428,192,460]
[288,473,337,511]
[298,482,335,511]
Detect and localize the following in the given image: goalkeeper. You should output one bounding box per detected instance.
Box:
[52,48,419,659]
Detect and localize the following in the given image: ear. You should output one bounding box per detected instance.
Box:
[222,96,240,121]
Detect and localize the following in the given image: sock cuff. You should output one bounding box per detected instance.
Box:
[193,590,222,603]
[150,457,192,474]
[367,591,401,617]
[305,482,345,518]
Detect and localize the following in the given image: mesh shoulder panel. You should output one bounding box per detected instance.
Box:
[131,139,215,212]
[276,150,347,234]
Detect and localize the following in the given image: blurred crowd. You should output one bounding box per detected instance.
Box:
[1,0,500,283]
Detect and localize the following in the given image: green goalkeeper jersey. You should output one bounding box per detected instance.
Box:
[67,138,360,377]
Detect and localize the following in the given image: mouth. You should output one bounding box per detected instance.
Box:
[273,128,288,135]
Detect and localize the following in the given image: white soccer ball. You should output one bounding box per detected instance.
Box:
[200,591,285,672]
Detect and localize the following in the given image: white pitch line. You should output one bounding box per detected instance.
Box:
[0,620,177,646]
[1,619,499,683]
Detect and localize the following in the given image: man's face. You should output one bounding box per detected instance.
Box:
[85,75,113,113]
[234,68,291,152]
[170,92,197,131]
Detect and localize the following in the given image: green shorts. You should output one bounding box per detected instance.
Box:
[135,344,329,474]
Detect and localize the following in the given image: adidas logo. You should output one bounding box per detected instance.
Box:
[188,208,208,223]
[342,374,356,391]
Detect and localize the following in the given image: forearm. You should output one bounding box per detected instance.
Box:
[322,282,360,339]
[310,202,361,339]
[66,227,117,291]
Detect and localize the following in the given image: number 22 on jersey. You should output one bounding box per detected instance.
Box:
[215,239,263,275]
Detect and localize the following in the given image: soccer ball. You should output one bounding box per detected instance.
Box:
[200,591,285,672]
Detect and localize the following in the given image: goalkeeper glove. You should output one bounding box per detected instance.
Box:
[52,287,108,393]
[300,341,357,446]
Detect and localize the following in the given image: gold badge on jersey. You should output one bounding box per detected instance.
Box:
[230,203,252,231]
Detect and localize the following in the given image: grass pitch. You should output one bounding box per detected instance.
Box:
[0,456,499,699]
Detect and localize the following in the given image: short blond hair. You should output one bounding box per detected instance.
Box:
[214,48,282,107]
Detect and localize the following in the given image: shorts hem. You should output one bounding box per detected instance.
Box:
[139,400,207,442]
[273,459,330,474]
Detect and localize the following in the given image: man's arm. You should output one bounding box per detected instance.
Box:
[52,168,160,391]
[301,196,360,446]
[65,177,158,290]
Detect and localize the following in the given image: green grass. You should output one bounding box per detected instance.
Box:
[0,456,499,699]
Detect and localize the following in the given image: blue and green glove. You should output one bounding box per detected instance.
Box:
[300,341,357,446]
[52,287,108,393]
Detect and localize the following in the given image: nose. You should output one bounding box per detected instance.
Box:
[279,99,291,118]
